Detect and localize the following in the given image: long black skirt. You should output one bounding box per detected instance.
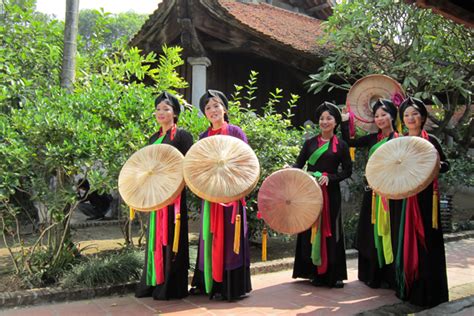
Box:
[191,264,252,300]
[395,184,448,307]
[135,200,189,300]
[355,189,401,289]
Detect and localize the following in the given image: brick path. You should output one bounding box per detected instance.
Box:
[2,238,473,315]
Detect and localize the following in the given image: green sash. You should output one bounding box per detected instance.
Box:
[308,141,330,265]
[146,134,165,285]
[369,137,393,267]
[146,209,157,285]
[369,137,387,157]
[312,219,322,266]
[203,200,213,293]
[153,134,166,145]
[308,141,329,165]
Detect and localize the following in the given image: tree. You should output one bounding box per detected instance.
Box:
[60,0,79,91]
[78,9,147,56]
[1,0,187,287]
[0,0,64,111]
[307,0,473,151]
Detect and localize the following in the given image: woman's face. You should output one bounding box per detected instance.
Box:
[374,107,393,130]
[403,106,424,130]
[204,97,226,125]
[319,111,337,133]
[155,101,175,126]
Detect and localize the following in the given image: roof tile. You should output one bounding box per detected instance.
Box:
[218,0,326,54]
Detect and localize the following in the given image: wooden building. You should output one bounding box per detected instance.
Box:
[130,0,343,125]
[407,0,474,28]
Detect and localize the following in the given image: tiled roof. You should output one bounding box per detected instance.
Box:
[217,0,326,55]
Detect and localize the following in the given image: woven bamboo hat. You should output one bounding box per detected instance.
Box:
[183,135,260,203]
[347,74,405,133]
[118,144,185,211]
[257,168,323,234]
[366,137,439,199]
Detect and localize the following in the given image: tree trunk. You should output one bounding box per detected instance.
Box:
[60,0,80,92]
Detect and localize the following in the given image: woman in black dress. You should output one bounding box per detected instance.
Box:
[135,92,193,300]
[292,102,352,288]
[396,97,449,307]
[341,99,401,289]
[189,90,252,301]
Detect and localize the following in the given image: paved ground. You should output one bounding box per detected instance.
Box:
[2,238,473,315]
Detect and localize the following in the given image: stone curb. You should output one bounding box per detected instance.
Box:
[443,229,474,242]
[415,295,474,315]
[1,230,472,310]
[0,282,136,310]
[70,219,127,229]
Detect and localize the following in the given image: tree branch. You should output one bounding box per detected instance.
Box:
[1,216,20,274]
[461,118,474,150]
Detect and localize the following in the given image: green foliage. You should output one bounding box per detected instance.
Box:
[439,148,474,189]
[306,0,473,149]
[0,0,64,110]
[0,0,187,285]
[60,249,143,288]
[78,9,147,50]
[21,242,81,287]
[343,211,359,249]
[76,9,148,75]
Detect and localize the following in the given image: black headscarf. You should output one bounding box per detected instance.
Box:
[399,96,428,127]
[155,92,182,122]
[315,101,342,128]
[199,89,229,122]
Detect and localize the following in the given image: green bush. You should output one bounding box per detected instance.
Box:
[60,249,143,288]
[21,243,81,287]
[343,211,359,249]
[439,147,474,189]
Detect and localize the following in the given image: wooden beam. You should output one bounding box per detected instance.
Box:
[412,0,474,28]
[203,40,241,52]
[130,0,177,49]
[307,3,331,14]
[179,18,206,56]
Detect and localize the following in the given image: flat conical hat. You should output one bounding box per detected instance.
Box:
[118,144,185,211]
[183,135,260,203]
[366,137,439,200]
[347,74,405,133]
[257,168,323,234]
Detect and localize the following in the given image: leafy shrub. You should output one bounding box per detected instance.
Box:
[21,243,81,287]
[439,147,474,189]
[343,211,359,249]
[60,249,143,288]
